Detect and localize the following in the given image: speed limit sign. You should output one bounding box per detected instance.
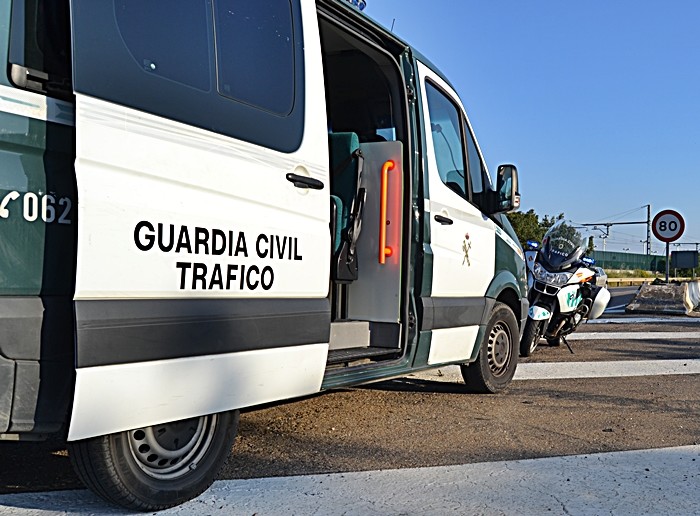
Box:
[652,209,685,243]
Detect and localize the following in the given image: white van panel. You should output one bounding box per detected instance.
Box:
[428,326,479,365]
[426,196,496,297]
[0,83,73,126]
[72,0,329,302]
[68,343,328,441]
[417,62,496,299]
[73,95,329,299]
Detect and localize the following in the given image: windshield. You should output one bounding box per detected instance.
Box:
[540,220,590,270]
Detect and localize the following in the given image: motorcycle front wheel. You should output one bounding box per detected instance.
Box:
[520,318,544,357]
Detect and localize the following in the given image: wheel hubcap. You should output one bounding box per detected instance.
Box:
[128,414,217,480]
[487,321,511,376]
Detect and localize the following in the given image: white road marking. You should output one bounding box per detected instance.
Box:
[409,359,700,384]
[605,304,627,311]
[590,316,700,324]
[568,331,700,340]
[603,308,626,314]
[514,359,700,380]
[0,446,697,515]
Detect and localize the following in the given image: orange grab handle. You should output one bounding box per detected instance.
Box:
[379,160,395,264]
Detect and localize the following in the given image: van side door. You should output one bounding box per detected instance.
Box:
[67,0,331,440]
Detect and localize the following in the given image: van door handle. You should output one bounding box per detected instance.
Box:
[434,214,453,225]
[286,173,324,190]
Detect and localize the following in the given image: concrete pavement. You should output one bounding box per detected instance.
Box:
[0,445,697,515]
[0,314,697,515]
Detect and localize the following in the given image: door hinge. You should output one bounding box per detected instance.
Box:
[406,84,416,102]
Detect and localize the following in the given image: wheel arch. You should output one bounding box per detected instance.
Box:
[486,269,528,332]
[465,272,526,364]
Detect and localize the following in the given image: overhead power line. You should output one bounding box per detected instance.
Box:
[583,204,652,254]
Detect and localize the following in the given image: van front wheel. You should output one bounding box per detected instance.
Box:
[461,302,518,393]
[68,410,239,511]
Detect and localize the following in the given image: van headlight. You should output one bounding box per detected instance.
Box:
[533,262,571,286]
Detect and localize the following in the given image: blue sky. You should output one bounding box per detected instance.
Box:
[362,0,700,253]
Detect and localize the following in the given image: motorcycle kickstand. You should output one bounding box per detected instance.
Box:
[562,335,574,354]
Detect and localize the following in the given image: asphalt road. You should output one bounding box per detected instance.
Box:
[605,285,639,311]
[0,286,698,512]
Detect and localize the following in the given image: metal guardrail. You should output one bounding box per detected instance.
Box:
[607,277,693,287]
[607,278,649,287]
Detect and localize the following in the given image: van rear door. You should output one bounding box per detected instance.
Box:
[67,0,332,440]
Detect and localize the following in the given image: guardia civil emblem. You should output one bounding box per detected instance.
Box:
[462,233,472,266]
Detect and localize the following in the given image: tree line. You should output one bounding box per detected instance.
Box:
[506,209,564,248]
[507,210,699,277]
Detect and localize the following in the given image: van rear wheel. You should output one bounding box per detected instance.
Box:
[461,302,518,393]
[68,410,239,511]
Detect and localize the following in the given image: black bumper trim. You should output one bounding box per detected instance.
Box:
[419,296,488,331]
[76,298,331,368]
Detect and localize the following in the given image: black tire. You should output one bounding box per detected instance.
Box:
[460,302,518,393]
[68,410,239,511]
[520,318,543,357]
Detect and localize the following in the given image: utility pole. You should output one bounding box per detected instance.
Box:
[646,204,651,255]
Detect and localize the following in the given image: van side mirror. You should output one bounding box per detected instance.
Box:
[486,164,520,214]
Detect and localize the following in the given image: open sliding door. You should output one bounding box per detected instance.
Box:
[68,0,332,440]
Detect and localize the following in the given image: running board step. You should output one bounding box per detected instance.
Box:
[326,347,399,365]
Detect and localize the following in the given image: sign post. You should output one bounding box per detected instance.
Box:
[651,210,685,283]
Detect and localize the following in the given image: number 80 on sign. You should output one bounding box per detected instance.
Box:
[652,209,685,243]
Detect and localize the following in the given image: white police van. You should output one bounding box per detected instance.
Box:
[0,0,527,509]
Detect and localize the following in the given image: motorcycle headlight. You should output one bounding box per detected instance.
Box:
[533,262,572,286]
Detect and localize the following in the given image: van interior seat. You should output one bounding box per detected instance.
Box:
[328,131,365,283]
[330,194,343,254]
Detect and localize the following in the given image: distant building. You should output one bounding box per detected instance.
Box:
[591,250,664,273]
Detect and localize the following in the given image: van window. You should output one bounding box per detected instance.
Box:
[70,0,305,152]
[9,0,72,97]
[466,128,485,198]
[214,0,295,115]
[115,0,211,92]
[425,81,467,199]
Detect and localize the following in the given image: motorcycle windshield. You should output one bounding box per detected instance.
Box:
[540,220,590,270]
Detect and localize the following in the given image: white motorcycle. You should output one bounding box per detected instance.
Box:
[521,220,611,356]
